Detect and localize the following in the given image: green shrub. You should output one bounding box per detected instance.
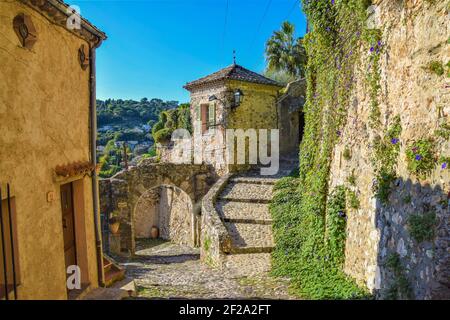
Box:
[343,148,352,160]
[408,212,437,243]
[426,61,444,76]
[347,190,360,210]
[347,170,357,186]
[153,128,173,143]
[435,123,450,140]
[384,253,413,300]
[372,116,402,203]
[405,138,437,179]
[151,120,165,135]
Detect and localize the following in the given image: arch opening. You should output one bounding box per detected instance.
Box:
[133,185,198,248]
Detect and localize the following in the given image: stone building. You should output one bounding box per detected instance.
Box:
[181,63,302,174]
[0,0,106,299]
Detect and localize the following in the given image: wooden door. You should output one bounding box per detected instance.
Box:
[60,183,77,286]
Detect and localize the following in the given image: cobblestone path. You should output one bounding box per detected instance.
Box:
[118,157,298,299]
[117,240,295,299]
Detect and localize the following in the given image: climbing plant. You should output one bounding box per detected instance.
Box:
[405,138,437,179]
[270,0,373,299]
[372,115,402,203]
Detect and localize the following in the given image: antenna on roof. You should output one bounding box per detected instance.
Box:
[233,49,236,65]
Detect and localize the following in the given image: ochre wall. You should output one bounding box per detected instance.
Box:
[227,80,279,130]
[0,2,99,299]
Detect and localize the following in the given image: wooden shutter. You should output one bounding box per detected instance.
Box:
[208,103,216,127]
[201,105,208,133]
[195,105,201,121]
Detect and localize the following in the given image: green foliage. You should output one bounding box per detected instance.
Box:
[269,0,373,299]
[426,61,444,76]
[405,138,437,179]
[402,194,412,204]
[153,128,173,144]
[408,212,437,243]
[265,21,307,78]
[151,104,192,144]
[98,139,124,178]
[372,116,402,203]
[347,170,357,186]
[384,253,413,300]
[435,122,450,140]
[347,190,360,210]
[343,148,352,160]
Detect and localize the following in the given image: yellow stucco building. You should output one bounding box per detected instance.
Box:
[0,0,106,299]
[183,63,286,174]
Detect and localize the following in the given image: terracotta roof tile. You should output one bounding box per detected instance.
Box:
[184,64,282,90]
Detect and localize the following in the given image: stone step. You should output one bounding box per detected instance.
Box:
[225,222,274,250]
[222,253,272,277]
[217,200,272,223]
[219,182,273,202]
[230,176,278,185]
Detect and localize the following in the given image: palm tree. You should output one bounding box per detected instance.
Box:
[265,21,307,79]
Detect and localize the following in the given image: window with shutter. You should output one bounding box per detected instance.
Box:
[208,103,216,127]
[195,105,201,121]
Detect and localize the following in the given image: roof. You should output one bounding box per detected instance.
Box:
[25,0,106,45]
[184,64,283,91]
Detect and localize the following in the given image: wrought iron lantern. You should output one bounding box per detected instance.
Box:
[233,89,244,107]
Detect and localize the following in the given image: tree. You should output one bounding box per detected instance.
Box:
[265,21,307,79]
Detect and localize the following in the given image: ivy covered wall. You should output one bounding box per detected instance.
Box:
[270,0,450,299]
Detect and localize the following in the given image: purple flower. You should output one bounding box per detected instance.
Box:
[331,0,335,4]
[338,211,346,218]
[336,130,341,136]
[415,154,422,161]
[442,162,448,169]
[378,40,382,46]
[391,138,399,145]
[370,47,375,52]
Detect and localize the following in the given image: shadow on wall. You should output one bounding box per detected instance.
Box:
[134,185,196,247]
[373,177,449,299]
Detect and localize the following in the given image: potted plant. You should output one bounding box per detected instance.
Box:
[151,225,159,239]
[109,210,121,234]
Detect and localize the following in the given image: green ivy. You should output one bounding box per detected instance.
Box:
[384,253,413,300]
[347,189,360,210]
[343,148,352,160]
[405,138,437,179]
[347,170,357,186]
[426,61,444,76]
[270,0,372,299]
[408,212,437,243]
[372,115,402,203]
[435,123,450,140]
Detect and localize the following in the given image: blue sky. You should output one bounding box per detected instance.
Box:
[74,0,307,103]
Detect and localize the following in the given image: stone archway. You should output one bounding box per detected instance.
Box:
[133,185,198,247]
[99,160,217,255]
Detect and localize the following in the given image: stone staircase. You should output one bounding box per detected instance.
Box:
[215,158,298,276]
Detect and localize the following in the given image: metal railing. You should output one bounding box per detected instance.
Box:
[0,184,18,300]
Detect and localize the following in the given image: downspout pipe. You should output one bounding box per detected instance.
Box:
[89,39,105,287]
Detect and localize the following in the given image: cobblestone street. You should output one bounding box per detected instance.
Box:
[116,239,296,299]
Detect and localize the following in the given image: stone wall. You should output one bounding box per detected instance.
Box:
[328,0,450,299]
[200,174,232,267]
[277,79,306,156]
[99,160,217,254]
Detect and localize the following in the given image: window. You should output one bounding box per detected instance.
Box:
[197,103,216,134]
[1,194,20,300]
